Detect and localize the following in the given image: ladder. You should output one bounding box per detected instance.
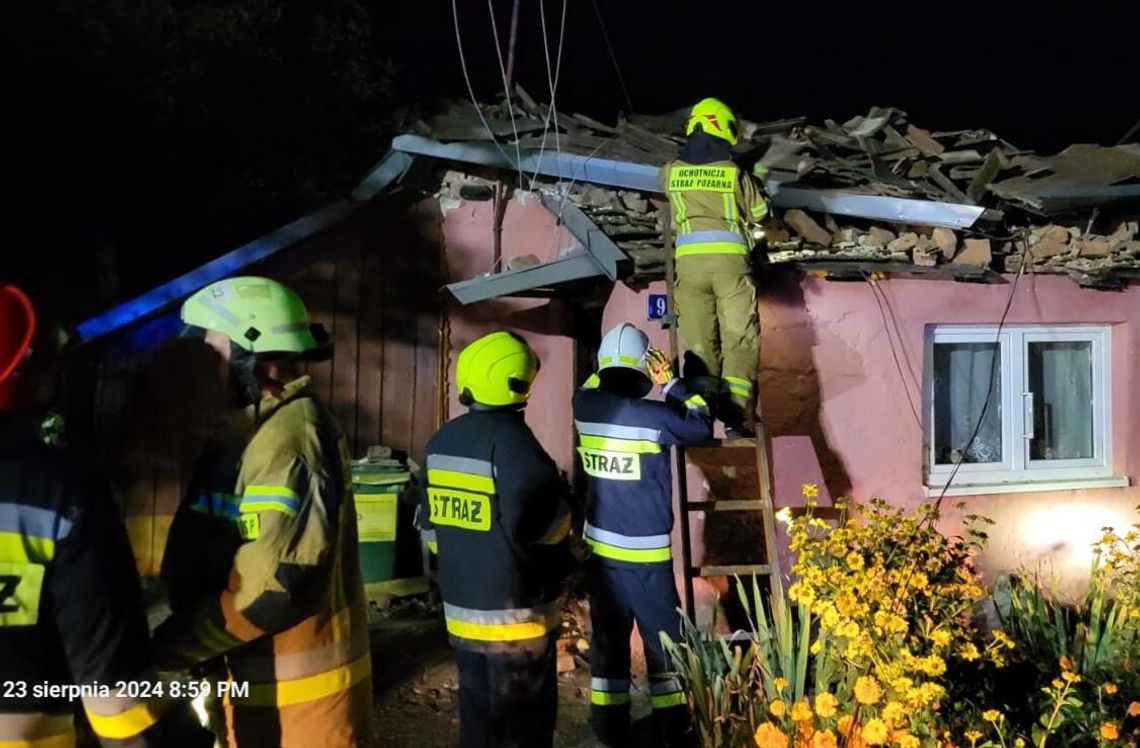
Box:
[662,211,783,619]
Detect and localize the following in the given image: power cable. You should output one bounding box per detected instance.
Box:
[451,0,522,175]
[862,273,922,430]
[530,0,568,186]
[486,0,525,189]
[590,0,634,115]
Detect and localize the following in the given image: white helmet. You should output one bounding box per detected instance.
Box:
[597,323,650,381]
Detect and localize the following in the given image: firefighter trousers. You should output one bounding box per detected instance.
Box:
[674,253,759,427]
[455,634,558,748]
[587,561,692,747]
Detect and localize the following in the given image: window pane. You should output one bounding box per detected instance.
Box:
[933,342,1002,464]
[1028,341,1093,460]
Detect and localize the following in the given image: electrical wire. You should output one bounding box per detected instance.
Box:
[451,0,522,177]
[486,0,525,189]
[590,0,635,115]
[862,272,922,430]
[530,0,568,186]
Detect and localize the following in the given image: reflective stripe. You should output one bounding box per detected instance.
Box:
[84,699,167,740]
[584,523,672,564]
[0,504,72,543]
[0,713,74,744]
[228,608,362,682]
[675,241,750,257]
[426,455,494,478]
[426,469,495,495]
[650,677,684,695]
[675,230,747,247]
[229,653,371,708]
[270,321,310,334]
[581,373,601,391]
[578,435,661,455]
[751,201,769,220]
[618,355,640,366]
[575,421,662,442]
[427,541,439,554]
[195,294,241,326]
[723,193,737,234]
[190,492,241,519]
[0,532,52,564]
[723,377,752,397]
[683,393,709,414]
[240,485,300,516]
[650,692,687,709]
[591,677,630,692]
[444,602,560,643]
[598,356,613,366]
[591,690,631,706]
[584,523,671,550]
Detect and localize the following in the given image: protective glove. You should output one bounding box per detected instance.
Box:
[645,348,674,386]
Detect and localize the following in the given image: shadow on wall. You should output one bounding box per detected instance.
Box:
[758,272,853,500]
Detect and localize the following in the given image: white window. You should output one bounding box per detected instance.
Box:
[925,325,1124,495]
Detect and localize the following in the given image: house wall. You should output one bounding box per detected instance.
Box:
[95,194,443,576]
[439,190,580,475]
[603,271,1140,595]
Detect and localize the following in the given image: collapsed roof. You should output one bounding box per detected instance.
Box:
[397,89,1140,294]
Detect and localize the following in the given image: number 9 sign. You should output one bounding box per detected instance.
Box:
[647,294,668,321]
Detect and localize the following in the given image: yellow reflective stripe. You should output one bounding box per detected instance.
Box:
[85,700,167,740]
[591,691,631,706]
[427,541,438,554]
[445,612,559,643]
[674,242,750,257]
[751,200,769,220]
[723,376,752,396]
[426,469,495,495]
[618,355,640,366]
[230,654,371,708]
[581,373,601,390]
[240,485,300,516]
[650,692,687,709]
[578,435,661,454]
[0,531,54,563]
[585,537,672,563]
[669,191,691,235]
[0,734,77,748]
[723,193,736,233]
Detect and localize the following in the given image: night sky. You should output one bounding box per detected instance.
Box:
[2,1,1136,323]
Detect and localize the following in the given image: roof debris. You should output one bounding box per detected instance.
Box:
[410,91,1139,288]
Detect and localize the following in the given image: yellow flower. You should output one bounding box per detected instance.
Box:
[965,730,983,744]
[1014,739,1026,748]
[811,731,838,748]
[923,655,947,677]
[1060,655,1075,671]
[846,551,865,571]
[1100,722,1119,741]
[861,718,889,746]
[774,677,789,692]
[1128,701,1140,717]
[854,675,883,705]
[754,722,789,748]
[837,715,854,737]
[931,629,952,648]
[801,483,820,499]
[982,709,1002,723]
[770,699,787,718]
[1061,671,1082,684]
[1051,678,1065,690]
[879,702,903,727]
[959,643,980,662]
[813,692,838,719]
[1104,682,1119,695]
[810,640,822,655]
[896,734,920,748]
[791,701,813,723]
[992,629,1016,649]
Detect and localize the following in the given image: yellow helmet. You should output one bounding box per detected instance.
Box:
[456,331,540,407]
[685,97,740,145]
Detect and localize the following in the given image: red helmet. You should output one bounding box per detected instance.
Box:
[0,285,36,405]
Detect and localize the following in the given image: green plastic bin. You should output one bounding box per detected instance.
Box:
[351,461,410,584]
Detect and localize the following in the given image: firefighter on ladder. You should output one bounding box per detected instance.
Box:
[0,284,211,747]
[663,97,771,438]
[154,277,375,747]
[418,331,574,748]
[573,323,712,747]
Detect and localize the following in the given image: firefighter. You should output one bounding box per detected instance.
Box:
[662,97,770,437]
[572,323,712,747]
[419,331,573,748]
[152,277,374,747]
[0,284,211,747]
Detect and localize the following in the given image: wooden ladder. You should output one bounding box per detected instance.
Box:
[663,212,783,619]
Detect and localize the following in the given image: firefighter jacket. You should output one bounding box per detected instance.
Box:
[0,413,208,748]
[572,379,712,565]
[153,376,374,747]
[420,408,573,653]
[660,157,770,258]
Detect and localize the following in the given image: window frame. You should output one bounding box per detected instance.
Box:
[924,324,1114,493]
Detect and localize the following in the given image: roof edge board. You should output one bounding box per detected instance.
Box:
[445,252,606,305]
[537,193,629,281]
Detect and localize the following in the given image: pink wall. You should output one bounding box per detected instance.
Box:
[441,188,1139,592]
[602,273,1140,592]
[440,192,579,475]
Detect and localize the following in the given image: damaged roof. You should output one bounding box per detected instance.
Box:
[396,89,1140,292]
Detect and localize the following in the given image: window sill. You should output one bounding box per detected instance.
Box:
[923,476,1131,498]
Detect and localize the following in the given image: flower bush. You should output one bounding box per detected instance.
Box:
[662,490,1140,748]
